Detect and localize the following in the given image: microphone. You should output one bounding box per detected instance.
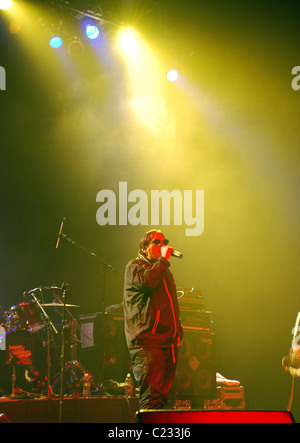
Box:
[171,250,183,259]
[55,218,66,249]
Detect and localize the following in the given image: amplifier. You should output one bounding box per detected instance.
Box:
[79,312,130,383]
[177,288,205,311]
[204,386,245,410]
[219,386,245,409]
[180,310,212,333]
[175,331,216,400]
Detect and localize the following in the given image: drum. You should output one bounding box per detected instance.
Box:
[5,301,45,332]
[5,330,47,393]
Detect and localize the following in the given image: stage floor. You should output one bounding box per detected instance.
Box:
[0,396,140,423]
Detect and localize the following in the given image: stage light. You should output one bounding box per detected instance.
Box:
[85,24,100,40]
[117,29,138,55]
[167,69,179,82]
[0,0,12,10]
[49,36,63,49]
[68,36,84,56]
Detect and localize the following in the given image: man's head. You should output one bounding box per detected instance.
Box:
[139,229,169,261]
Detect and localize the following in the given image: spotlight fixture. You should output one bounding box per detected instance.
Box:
[68,36,84,56]
[0,0,12,10]
[49,36,63,49]
[117,29,138,55]
[85,24,100,40]
[167,69,179,82]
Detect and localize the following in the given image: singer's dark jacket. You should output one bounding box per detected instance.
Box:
[123,255,183,350]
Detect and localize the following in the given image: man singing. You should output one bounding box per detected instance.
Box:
[123,229,183,409]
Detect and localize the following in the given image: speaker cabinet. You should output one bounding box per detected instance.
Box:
[175,331,216,400]
[137,409,295,423]
[79,313,131,383]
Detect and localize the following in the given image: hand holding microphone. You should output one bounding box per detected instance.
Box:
[161,246,183,260]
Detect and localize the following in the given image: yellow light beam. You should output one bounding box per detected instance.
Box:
[116,28,174,137]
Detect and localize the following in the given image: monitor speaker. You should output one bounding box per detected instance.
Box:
[137,409,295,423]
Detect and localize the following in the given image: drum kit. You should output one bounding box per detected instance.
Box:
[0,223,118,402]
[0,284,97,398]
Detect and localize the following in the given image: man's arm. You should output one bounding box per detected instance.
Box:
[126,257,170,290]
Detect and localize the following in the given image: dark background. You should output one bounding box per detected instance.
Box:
[1,0,300,420]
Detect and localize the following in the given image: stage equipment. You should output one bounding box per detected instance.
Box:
[55,217,66,249]
[177,287,205,311]
[25,287,60,396]
[3,285,64,397]
[204,386,245,410]
[79,309,131,385]
[0,396,139,423]
[4,301,46,333]
[85,24,100,40]
[180,310,212,333]
[67,36,85,55]
[42,303,80,308]
[58,283,68,422]
[49,296,98,397]
[51,312,98,396]
[175,330,216,402]
[56,226,119,389]
[136,409,295,423]
[42,285,98,422]
[4,286,61,396]
[175,288,216,405]
[49,36,63,49]
[117,29,138,55]
[0,0,12,10]
[167,69,179,82]
[5,330,47,396]
[58,230,119,311]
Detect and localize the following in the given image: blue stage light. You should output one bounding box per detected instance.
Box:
[85,24,100,40]
[49,36,63,49]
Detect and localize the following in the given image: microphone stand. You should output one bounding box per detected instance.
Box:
[59,284,68,424]
[27,288,58,397]
[58,233,120,388]
[59,233,120,314]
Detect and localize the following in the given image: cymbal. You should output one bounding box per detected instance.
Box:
[42,303,80,308]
